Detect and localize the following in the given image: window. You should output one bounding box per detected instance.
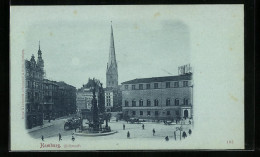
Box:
[125,85,128,89]
[132,85,135,90]
[174,82,179,88]
[147,99,151,106]
[132,100,136,107]
[166,82,170,88]
[155,111,159,116]
[147,111,151,116]
[146,84,150,89]
[175,110,179,116]
[166,99,170,106]
[167,111,171,115]
[154,99,159,106]
[139,84,143,90]
[125,100,129,107]
[184,98,189,105]
[140,111,143,116]
[183,81,188,87]
[132,111,136,116]
[175,99,179,106]
[154,83,158,89]
[139,99,143,106]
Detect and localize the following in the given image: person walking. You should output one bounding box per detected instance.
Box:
[72,135,75,141]
[188,129,192,135]
[41,135,44,141]
[165,136,169,141]
[182,131,187,139]
[153,129,155,136]
[75,127,77,132]
[127,131,130,139]
[59,133,62,141]
[123,124,125,130]
[174,131,176,140]
[142,124,144,130]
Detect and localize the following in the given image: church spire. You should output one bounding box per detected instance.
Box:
[107,21,117,70]
[106,22,118,88]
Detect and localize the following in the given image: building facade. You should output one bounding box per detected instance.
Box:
[42,79,59,119]
[25,42,77,129]
[105,23,122,112]
[56,81,77,116]
[25,43,45,129]
[121,73,193,120]
[76,86,98,112]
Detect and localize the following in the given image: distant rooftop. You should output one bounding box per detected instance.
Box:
[121,73,192,84]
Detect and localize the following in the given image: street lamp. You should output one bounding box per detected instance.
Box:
[176,125,183,140]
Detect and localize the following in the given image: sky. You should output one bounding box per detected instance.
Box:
[11,6,191,89]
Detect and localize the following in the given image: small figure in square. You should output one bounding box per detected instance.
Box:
[72,135,75,141]
[142,124,145,130]
[41,135,44,141]
[59,133,62,141]
[188,129,192,135]
[153,129,155,136]
[182,131,187,139]
[123,124,125,130]
[127,131,130,139]
[165,136,169,141]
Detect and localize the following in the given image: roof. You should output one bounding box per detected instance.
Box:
[121,73,192,84]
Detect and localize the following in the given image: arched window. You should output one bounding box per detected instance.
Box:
[125,100,129,107]
[175,99,179,106]
[154,99,159,106]
[166,99,170,106]
[147,99,151,106]
[139,99,143,106]
[132,100,136,107]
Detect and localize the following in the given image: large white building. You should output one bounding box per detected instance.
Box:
[76,87,98,112]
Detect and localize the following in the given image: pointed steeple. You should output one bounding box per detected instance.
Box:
[107,21,117,70]
[106,21,118,88]
[37,40,44,70]
[38,40,42,58]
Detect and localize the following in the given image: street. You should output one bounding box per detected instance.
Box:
[29,117,75,139]
[29,116,193,142]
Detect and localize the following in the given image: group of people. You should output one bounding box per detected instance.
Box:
[41,132,76,142]
[123,123,192,141]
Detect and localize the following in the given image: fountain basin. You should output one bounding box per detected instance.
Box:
[74,130,118,136]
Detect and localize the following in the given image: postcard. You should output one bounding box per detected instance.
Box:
[10,5,244,150]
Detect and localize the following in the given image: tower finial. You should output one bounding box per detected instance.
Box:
[39,40,40,50]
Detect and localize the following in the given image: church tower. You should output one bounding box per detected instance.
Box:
[106,22,118,88]
[37,41,44,71]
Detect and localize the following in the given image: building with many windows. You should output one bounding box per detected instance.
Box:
[25,42,77,129]
[25,42,45,129]
[121,73,193,120]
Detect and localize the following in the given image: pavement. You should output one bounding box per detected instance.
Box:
[27,120,54,133]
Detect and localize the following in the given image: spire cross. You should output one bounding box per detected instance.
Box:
[39,40,41,50]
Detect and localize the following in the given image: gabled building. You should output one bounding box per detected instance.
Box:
[25,42,45,129]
